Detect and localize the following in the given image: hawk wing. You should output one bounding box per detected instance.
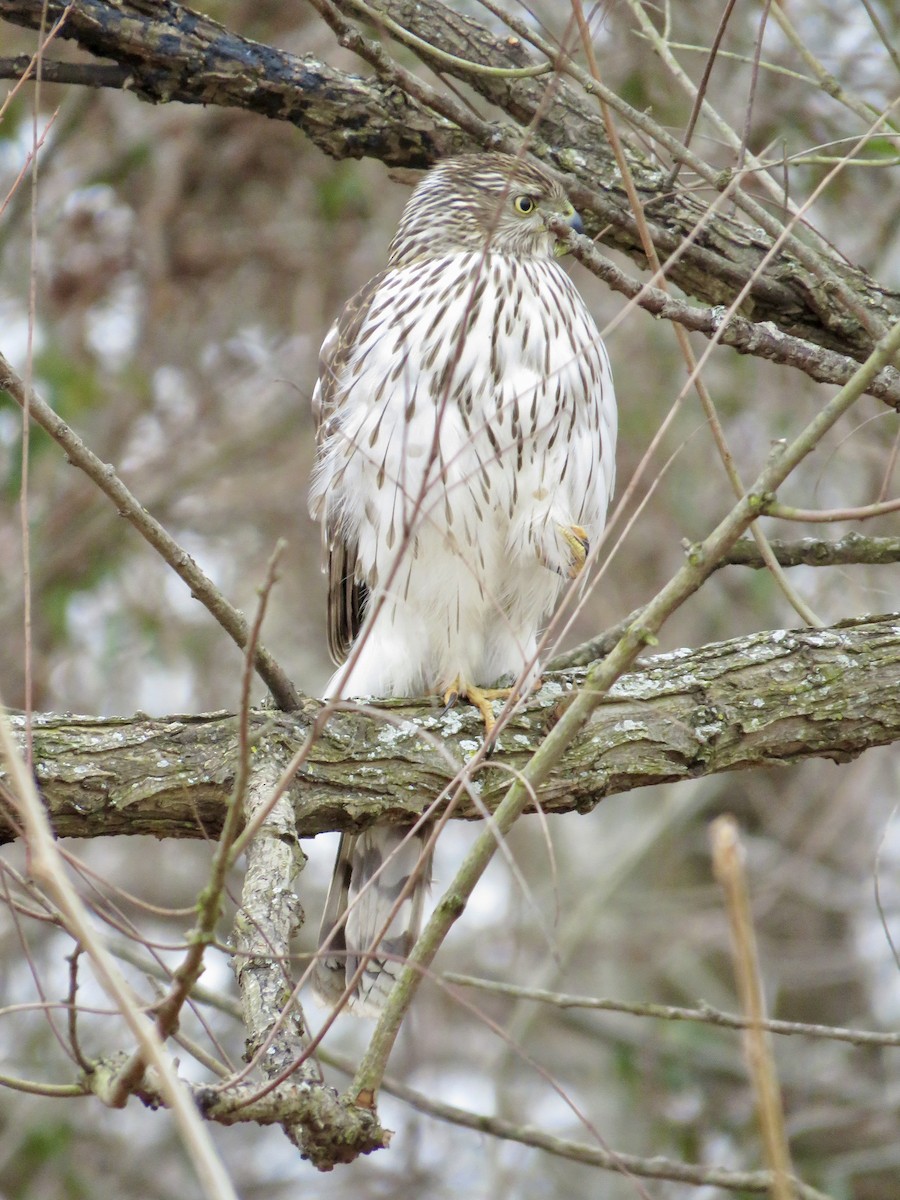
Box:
[311,271,388,665]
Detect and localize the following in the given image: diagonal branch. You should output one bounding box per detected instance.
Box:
[0,0,469,162]
[563,234,900,407]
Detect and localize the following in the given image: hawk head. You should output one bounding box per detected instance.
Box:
[388,153,584,265]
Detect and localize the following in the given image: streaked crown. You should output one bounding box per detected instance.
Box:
[388,153,583,265]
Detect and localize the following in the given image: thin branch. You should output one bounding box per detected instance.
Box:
[107,543,288,1106]
[714,533,900,569]
[769,1,897,132]
[0,53,128,86]
[443,973,900,1048]
[665,0,740,189]
[765,497,900,522]
[569,2,822,629]
[858,0,900,77]
[736,0,773,184]
[347,0,552,77]
[0,1,71,125]
[874,803,900,973]
[66,946,91,1072]
[561,223,900,407]
[0,1070,86,1097]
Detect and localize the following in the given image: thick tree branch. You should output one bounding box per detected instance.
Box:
[2,0,899,362]
[3,613,898,845]
[0,0,469,162]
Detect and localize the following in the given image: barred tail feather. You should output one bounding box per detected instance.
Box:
[314,826,432,1016]
[313,832,355,1006]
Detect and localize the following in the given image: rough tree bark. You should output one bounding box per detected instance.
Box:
[4,613,899,845]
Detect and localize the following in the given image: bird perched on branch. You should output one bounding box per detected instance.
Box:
[309,152,617,1015]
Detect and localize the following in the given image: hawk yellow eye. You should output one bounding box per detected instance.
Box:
[513,195,536,215]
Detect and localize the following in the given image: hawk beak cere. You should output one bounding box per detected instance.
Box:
[553,206,584,257]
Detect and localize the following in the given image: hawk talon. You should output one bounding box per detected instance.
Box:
[560,524,590,578]
[442,680,514,736]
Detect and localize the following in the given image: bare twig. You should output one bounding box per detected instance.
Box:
[859,0,900,76]
[558,236,900,405]
[107,543,288,1105]
[443,974,900,1048]
[65,946,91,1072]
[736,0,773,185]
[0,1070,86,1097]
[0,2,71,124]
[666,0,740,189]
[712,533,900,569]
[769,1,898,132]
[569,0,822,628]
[873,803,900,974]
[764,497,900,522]
[346,0,552,78]
[0,53,128,87]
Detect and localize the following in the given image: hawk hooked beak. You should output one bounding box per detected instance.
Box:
[553,207,584,257]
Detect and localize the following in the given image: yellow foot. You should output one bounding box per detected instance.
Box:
[559,524,590,578]
[442,680,514,735]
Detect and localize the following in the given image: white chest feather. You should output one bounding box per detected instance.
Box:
[311,250,617,697]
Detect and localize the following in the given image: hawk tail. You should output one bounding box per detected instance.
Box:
[314,826,432,1016]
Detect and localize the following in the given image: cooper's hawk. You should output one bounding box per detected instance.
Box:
[310,153,617,1015]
